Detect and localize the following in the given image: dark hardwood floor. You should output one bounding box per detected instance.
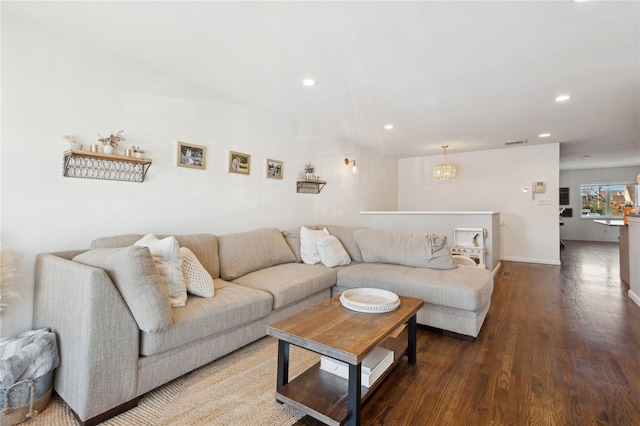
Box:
[301,240,640,425]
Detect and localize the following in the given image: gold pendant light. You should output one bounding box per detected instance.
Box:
[433,145,457,180]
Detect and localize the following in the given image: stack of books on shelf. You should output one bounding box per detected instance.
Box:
[319,346,393,388]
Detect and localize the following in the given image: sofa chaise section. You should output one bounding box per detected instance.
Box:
[335,262,493,338]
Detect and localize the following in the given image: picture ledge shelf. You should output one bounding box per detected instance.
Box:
[63,149,152,183]
[296,179,327,194]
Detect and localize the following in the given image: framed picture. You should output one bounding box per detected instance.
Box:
[228,151,251,175]
[266,158,283,179]
[177,141,206,170]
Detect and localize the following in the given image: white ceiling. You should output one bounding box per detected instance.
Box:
[3,0,639,170]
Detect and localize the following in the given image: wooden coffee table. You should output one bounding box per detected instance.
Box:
[266,294,424,426]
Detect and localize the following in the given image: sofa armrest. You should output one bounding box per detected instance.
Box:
[33,253,139,421]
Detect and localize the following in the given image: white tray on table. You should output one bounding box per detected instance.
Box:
[339,288,400,313]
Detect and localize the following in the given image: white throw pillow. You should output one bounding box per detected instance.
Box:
[300,226,329,265]
[180,247,214,298]
[135,234,188,307]
[316,235,351,268]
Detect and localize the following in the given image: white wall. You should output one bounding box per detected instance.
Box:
[560,166,639,242]
[0,17,398,337]
[398,144,560,265]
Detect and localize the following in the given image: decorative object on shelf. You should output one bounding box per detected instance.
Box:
[344,158,358,174]
[266,158,283,179]
[97,130,125,155]
[229,151,251,175]
[433,145,457,180]
[296,179,326,194]
[339,288,400,313]
[177,141,205,170]
[63,135,82,151]
[131,146,145,158]
[63,150,152,183]
[304,163,315,180]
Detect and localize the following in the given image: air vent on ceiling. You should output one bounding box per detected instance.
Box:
[503,139,528,146]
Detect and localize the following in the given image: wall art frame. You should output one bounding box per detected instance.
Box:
[228,150,251,175]
[266,158,283,179]
[177,141,206,170]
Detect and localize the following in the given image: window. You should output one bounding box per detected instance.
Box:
[581,183,638,218]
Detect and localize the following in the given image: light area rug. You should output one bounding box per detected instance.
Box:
[24,337,320,426]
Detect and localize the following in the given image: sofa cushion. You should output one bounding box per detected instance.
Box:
[180,247,214,297]
[354,229,456,270]
[300,226,329,265]
[316,235,351,267]
[218,228,296,280]
[140,279,273,356]
[282,225,317,263]
[337,262,493,312]
[73,246,173,333]
[135,234,187,307]
[90,233,220,278]
[231,263,336,310]
[316,224,365,263]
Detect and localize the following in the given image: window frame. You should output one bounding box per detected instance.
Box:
[580,182,639,219]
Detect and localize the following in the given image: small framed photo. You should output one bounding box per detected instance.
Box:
[266,158,283,179]
[177,141,206,170]
[228,151,251,175]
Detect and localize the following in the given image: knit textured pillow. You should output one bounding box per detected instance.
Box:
[180,247,214,298]
[316,235,351,268]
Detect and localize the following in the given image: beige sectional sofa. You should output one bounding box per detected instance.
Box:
[33,225,493,425]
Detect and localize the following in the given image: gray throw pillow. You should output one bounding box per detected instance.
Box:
[73,246,173,333]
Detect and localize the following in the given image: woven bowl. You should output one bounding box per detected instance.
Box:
[69,143,83,150]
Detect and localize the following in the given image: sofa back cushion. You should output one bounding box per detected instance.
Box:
[73,246,173,333]
[218,227,297,280]
[91,233,219,278]
[353,229,457,270]
[315,224,365,263]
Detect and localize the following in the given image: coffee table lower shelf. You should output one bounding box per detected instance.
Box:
[276,337,406,426]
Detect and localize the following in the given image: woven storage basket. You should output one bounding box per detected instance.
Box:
[0,369,54,425]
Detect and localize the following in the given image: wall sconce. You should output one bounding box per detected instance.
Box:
[433,145,456,180]
[344,158,358,174]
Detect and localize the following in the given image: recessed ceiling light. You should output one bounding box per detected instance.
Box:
[384,124,394,130]
[555,94,571,102]
[583,155,590,159]
[302,78,317,87]
[538,133,551,138]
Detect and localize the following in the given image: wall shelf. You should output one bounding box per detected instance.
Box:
[63,150,152,183]
[296,180,326,194]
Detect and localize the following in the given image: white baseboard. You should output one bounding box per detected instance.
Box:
[492,262,502,277]
[501,256,561,266]
[629,290,640,308]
